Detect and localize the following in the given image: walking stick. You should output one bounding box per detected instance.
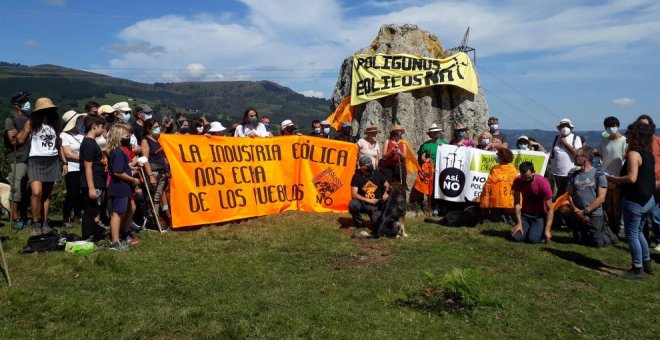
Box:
[138,166,163,233]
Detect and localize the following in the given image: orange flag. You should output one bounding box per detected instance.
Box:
[413,160,434,195]
[401,140,421,173]
[326,96,354,131]
[552,192,570,211]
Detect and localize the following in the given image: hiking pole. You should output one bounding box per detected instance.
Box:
[138,166,163,233]
[9,141,17,229]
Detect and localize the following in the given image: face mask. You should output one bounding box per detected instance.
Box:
[144,114,153,121]
[123,113,131,122]
[196,126,204,133]
[121,137,131,147]
[264,123,270,130]
[179,126,189,133]
[152,127,161,136]
[249,116,257,124]
[21,101,31,112]
[518,143,528,150]
[481,138,490,146]
[489,124,498,131]
[606,127,618,135]
[494,154,500,163]
[457,131,465,138]
[313,127,321,134]
[397,131,404,137]
[560,127,571,136]
[323,127,330,134]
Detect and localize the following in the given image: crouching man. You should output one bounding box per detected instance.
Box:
[349,156,390,234]
[567,146,612,247]
[511,162,554,243]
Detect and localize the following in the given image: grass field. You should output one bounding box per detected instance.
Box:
[0,211,658,339]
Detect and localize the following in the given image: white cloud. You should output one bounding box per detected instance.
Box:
[185,63,207,79]
[300,90,325,98]
[613,97,635,106]
[23,39,40,49]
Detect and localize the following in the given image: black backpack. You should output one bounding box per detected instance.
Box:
[19,231,81,254]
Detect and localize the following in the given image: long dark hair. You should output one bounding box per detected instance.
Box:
[626,122,653,153]
[32,108,63,148]
[242,108,258,125]
[143,118,159,137]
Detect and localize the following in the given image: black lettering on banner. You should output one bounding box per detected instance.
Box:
[194,166,226,187]
[292,142,349,167]
[188,192,209,212]
[218,189,247,209]
[209,144,282,163]
[179,144,202,163]
[252,184,304,204]
[381,76,391,90]
[231,165,266,184]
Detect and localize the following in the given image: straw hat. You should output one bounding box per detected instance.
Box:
[61,110,85,132]
[390,124,405,134]
[364,126,379,134]
[97,105,115,115]
[454,123,467,131]
[32,97,58,113]
[427,124,442,133]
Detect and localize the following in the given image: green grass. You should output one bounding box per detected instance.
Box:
[0,212,658,338]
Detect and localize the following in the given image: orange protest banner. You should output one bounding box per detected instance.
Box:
[159,135,358,228]
[413,160,434,195]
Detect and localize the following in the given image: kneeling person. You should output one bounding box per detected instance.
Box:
[511,162,554,243]
[567,146,611,247]
[349,156,390,233]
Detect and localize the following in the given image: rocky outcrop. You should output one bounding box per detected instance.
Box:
[331,24,488,159]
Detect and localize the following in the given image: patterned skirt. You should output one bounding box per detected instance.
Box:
[28,156,62,183]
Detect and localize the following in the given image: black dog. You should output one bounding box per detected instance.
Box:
[375,182,408,238]
[440,201,481,228]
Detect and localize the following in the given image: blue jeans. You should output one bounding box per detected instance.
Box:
[513,214,546,244]
[623,196,655,268]
[650,198,660,244]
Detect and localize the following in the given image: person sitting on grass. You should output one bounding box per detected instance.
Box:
[349,156,390,234]
[107,124,141,251]
[511,162,554,243]
[479,148,517,225]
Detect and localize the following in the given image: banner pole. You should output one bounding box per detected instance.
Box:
[139,167,163,233]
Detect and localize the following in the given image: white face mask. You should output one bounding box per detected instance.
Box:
[144,114,153,121]
[323,127,330,134]
[560,127,571,136]
[606,127,618,135]
[481,138,490,145]
[519,144,528,150]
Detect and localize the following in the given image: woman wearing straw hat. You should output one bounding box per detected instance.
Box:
[60,110,86,228]
[382,125,408,186]
[27,97,67,235]
[356,126,381,168]
[450,123,474,147]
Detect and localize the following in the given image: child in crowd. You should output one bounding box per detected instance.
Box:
[79,115,107,241]
[107,124,141,251]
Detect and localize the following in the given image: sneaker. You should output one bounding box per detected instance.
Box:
[432,209,439,217]
[108,240,130,251]
[97,221,109,231]
[129,221,143,232]
[621,267,647,280]
[10,219,25,230]
[30,222,42,236]
[125,235,141,245]
[643,260,654,275]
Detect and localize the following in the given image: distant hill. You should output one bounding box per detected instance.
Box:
[0,62,331,131]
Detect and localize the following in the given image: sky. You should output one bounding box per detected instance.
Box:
[1,0,658,130]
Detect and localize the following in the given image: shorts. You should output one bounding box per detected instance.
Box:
[109,196,129,215]
[9,162,28,202]
[28,156,62,183]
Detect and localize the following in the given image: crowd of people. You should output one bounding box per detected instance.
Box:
[3,92,659,279]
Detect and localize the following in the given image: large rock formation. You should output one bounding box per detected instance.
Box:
[331,24,488,161]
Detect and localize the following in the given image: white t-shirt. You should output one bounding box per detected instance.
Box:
[598,135,627,176]
[551,133,582,176]
[30,125,58,157]
[234,123,269,137]
[60,131,84,172]
[357,138,381,168]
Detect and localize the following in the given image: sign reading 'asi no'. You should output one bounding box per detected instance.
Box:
[434,145,548,202]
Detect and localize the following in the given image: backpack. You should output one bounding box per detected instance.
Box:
[550,134,581,159]
[19,231,81,254]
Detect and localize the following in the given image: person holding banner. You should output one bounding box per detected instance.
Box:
[382,125,408,186]
[234,108,269,138]
[141,119,171,227]
[349,156,390,233]
[511,162,554,243]
[476,131,496,152]
[449,123,474,148]
[280,119,301,136]
[356,126,381,169]
[335,122,357,142]
[418,124,446,215]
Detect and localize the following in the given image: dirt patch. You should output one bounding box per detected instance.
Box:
[333,240,393,270]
